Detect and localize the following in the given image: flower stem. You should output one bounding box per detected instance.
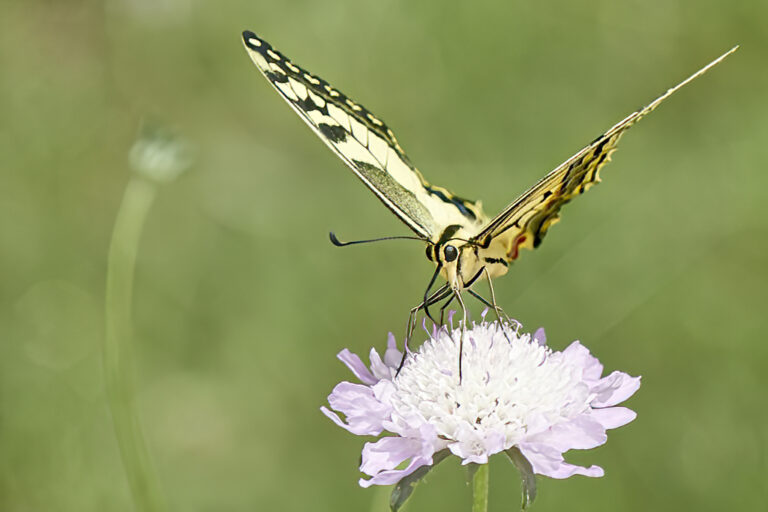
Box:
[471,464,489,512]
[105,177,166,512]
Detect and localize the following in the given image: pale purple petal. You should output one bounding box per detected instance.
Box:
[382,413,446,442]
[523,412,552,437]
[484,430,506,456]
[382,413,428,438]
[448,425,505,464]
[591,407,637,429]
[320,407,354,431]
[324,381,390,435]
[360,437,422,476]
[421,317,433,338]
[359,429,438,487]
[359,453,433,487]
[590,371,641,407]
[368,347,392,381]
[371,380,396,405]
[383,332,402,368]
[562,341,603,382]
[525,416,607,451]
[518,442,604,479]
[448,439,480,463]
[337,349,377,385]
[533,327,547,346]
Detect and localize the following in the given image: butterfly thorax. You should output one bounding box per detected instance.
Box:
[426,222,512,290]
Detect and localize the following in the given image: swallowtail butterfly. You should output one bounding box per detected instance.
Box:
[242,31,735,338]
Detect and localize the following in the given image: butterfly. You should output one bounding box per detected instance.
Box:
[241,30,735,345]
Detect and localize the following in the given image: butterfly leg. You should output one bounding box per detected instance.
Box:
[467,288,495,310]
[466,273,518,343]
[466,283,507,323]
[439,294,456,326]
[454,288,468,382]
[483,267,520,332]
[466,288,513,345]
[397,284,452,374]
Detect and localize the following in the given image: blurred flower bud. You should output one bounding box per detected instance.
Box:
[129,121,194,183]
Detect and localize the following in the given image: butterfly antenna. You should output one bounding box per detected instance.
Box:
[329,232,427,247]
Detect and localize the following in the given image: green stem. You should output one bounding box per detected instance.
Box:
[471,464,489,512]
[105,177,165,512]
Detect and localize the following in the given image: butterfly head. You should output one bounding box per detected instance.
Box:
[438,241,479,289]
[425,224,514,290]
[424,225,482,289]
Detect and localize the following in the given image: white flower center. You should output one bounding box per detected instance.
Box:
[390,322,591,446]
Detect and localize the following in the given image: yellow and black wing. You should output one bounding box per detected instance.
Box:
[472,47,737,258]
[242,31,483,240]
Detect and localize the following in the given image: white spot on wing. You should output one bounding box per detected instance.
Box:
[336,137,379,168]
[385,147,422,190]
[307,109,335,127]
[367,131,389,166]
[269,62,286,75]
[327,103,351,132]
[275,80,299,101]
[247,37,262,47]
[349,118,368,146]
[246,49,269,70]
[288,77,308,100]
[308,90,326,108]
[267,49,281,60]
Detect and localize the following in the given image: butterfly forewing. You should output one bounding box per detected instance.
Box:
[242,31,484,241]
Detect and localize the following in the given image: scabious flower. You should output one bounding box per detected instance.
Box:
[321,316,640,492]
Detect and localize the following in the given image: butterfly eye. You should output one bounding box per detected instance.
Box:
[443,244,458,262]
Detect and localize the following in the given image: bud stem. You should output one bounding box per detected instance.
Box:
[105,176,165,512]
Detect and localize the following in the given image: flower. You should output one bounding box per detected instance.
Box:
[321,317,640,487]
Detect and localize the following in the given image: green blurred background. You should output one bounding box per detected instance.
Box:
[1,0,766,510]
